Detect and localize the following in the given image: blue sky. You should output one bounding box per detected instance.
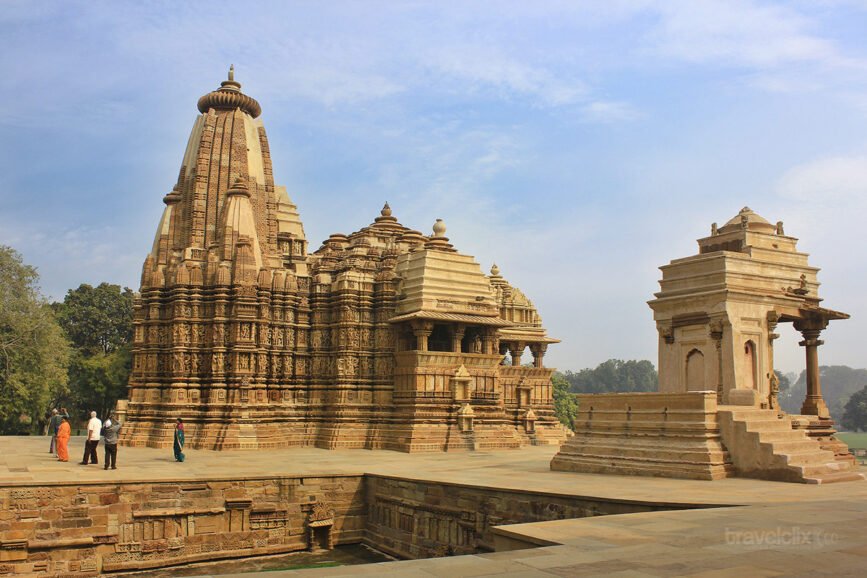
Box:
[1,1,866,374]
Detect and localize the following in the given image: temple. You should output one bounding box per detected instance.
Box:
[551,207,863,483]
[118,69,564,451]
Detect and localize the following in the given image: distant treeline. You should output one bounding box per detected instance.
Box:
[779,366,867,426]
[561,359,658,394]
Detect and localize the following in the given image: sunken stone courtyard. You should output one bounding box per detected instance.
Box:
[1,71,865,577]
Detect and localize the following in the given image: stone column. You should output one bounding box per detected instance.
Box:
[766,312,780,411]
[709,320,724,404]
[530,343,547,368]
[412,322,433,352]
[452,324,465,353]
[798,328,830,418]
[509,342,525,367]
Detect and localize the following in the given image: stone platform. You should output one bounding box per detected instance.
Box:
[1,436,866,577]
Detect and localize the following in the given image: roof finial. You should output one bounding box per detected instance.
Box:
[381,202,392,217]
[228,64,235,82]
[432,218,447,238]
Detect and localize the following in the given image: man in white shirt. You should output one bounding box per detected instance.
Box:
[80,411,102,465]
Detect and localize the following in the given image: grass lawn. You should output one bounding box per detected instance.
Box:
[837,432,867,450]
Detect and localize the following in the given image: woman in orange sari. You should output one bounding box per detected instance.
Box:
[56,416,71,462]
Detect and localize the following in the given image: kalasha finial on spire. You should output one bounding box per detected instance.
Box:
[382,202,392,217]
[228,64,235,82]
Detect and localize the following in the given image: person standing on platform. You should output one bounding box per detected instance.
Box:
[80,411,102,465]
[102,416,122,470]
[56,416,71,462]
[47,409,62,455]
[173,418,185,462]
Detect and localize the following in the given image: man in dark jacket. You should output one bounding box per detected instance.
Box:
[102,416,122,470]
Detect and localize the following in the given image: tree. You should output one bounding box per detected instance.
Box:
[0,245,70,434]
[842,386,867,432]
[54,283,134,419]
[552,372,579,431]
[54,283,134,355]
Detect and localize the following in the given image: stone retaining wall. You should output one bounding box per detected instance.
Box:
[362,475,692,559]
[0,475,364,577]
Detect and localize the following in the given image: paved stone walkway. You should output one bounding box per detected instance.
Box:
[3,436,866,577]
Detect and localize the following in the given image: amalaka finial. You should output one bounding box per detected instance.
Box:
[227,175,251,197]
[228,64,235,82]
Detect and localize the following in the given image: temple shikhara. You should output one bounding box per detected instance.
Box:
[552,207,862,483]
[118,69,563,451]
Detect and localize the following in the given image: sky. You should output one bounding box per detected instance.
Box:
[1,0,866,375]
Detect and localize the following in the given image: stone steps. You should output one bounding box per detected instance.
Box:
[718,407,863,484]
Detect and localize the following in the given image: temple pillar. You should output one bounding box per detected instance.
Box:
[530,343,547,368]
[709,320,724,403]
[412,321,433,352]
[452,324,465,353]
[798,327,830,419]
[509,342,525,367]
[766,312,780,411]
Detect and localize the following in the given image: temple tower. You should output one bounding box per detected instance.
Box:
[122,68,311,448]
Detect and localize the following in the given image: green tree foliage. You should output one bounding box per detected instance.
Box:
[0,246,70,434]
[779,366,867,423]
[54,282,134,355]
[842,386,867,432]
[552,372,579,430]
[54,283,134,419]
[563,359,658,394]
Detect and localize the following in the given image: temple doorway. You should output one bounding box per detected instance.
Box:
[686,349,705,391]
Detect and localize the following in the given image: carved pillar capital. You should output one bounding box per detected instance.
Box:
[509,342,525,366]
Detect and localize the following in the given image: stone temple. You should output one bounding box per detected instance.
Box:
[118,68,563,451]
[552,207,862,483]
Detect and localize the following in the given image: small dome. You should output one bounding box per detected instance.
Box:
[719,206,776,234]
[197,66,262,119]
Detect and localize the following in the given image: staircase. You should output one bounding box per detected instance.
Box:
[718,407,864,484]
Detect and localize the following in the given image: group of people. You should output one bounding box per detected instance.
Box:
[46,410,187,466]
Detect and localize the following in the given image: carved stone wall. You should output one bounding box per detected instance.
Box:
[0,476,363,577]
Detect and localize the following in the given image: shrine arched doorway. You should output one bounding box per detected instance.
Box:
[743,340,757,391]
[685,349,706,391]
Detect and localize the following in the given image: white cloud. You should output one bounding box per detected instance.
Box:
[649,0,842,68]
[419,42,586,107]
[580,100,640,123]
[776,154,867,205]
